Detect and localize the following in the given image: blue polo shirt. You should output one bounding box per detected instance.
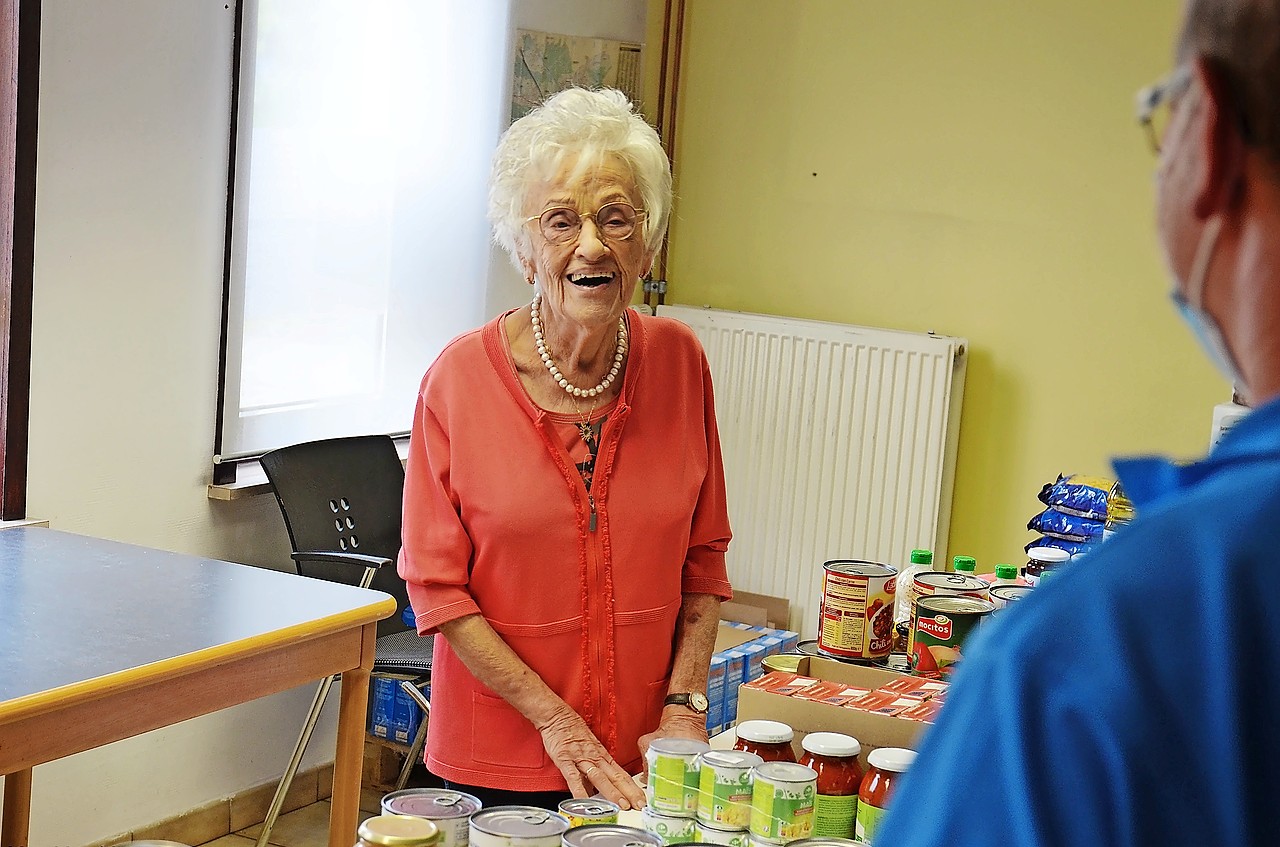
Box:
[877,396,1280,846]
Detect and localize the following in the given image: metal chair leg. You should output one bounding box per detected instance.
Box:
[394,680,431,791]
[255,674,336,847]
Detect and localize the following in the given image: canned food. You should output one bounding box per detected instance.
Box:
[646,738,710,817]
[817,561,898,661]
[748,762,817,844]
[697,750,763,828]
[561,824,661,847]
[761,654,805,675]
[796,640,821,656]
[784,839,865,847]
[641,807,698,845]
[909,595,996,679]
[989,585,1033,609]
[558,800,620,828]
[383,788,483,847]
[694,823,751,846]
[905,572,990,654]
[469,806,570,847]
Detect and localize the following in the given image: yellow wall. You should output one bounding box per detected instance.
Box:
[662,1,1228,568]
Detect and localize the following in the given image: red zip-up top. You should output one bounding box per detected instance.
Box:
[398,309,733,791]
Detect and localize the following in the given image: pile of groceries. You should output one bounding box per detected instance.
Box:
[1026,473,1135,559]
[346,765,895,847]
[645,721,913,847]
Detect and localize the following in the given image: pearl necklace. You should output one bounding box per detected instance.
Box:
[530,295,627,398]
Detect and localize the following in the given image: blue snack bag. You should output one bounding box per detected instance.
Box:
[1028,508,1106,542]
[1025,535,1095,558]
[1038,474,1116,520]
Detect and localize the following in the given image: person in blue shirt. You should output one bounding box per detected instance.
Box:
[878,1,1280,845]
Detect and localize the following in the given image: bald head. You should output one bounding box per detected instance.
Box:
[1179,0,1280,166]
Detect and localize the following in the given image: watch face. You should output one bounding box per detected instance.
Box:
[690,692,709,713]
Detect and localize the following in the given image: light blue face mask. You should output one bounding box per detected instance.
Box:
[1170,216,1249,400]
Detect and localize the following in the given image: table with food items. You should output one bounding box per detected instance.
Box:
[355,474,1131,847]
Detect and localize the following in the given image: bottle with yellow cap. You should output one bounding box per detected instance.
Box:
[357,815,441,847]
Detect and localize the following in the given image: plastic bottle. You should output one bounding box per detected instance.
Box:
[992,563,1019,586]
[952,555,977,576]
[893,549,934,625]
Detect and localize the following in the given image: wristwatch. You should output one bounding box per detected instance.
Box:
[663,692,710,714]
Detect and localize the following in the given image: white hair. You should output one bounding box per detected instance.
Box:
[488,88,673,270]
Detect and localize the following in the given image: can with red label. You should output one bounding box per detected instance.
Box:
[817,560,897,661]
[906,572,990,655]
[909,595,995,679]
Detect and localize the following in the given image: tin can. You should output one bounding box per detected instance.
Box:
[561,824,661,847]
[557,800,620,828]
[796,640,821,656]
[909,595,996,679]
[696,750,763,829]
[748,762,817,844]
[761,654,805,675]
[383,788,483,847]
[642,808,698,845]
[989,585,1033,609]
[784,839,865,847]
[817,561,897,661]
[646,738,710,817]
[906,572,990,655]
[469,806,570,847]
[694,823,751,847]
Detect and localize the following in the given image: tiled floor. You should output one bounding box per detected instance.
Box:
[196,788,384,847]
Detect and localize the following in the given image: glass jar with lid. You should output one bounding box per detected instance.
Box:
[797,732,863,838]
[855,748,917,845]
[733,719,796,762]
[1025,546,1070,586]
[357,814,441,847]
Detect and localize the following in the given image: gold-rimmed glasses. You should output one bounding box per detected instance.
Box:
[526,202,647,245]
[1136,65,1192,155]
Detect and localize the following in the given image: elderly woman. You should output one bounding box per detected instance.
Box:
[398,88,733,810]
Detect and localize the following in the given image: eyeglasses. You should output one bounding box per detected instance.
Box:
[526,202,647,246]
[1136,65,1192,155]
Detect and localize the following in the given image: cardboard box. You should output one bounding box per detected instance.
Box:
[721,590,791,630]
[369,673,414,739]
[392,679,429,744]
[735,656,928,767]
[706,654,729,735]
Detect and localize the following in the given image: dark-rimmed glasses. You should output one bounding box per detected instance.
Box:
[1136,65,1192,155]
[526,202,647,246]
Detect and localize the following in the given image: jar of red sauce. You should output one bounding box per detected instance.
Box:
[733,719,796,762]
[855,747,917,845]
[797,732,863,839]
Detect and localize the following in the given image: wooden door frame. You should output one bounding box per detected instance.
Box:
[1,0,38,521]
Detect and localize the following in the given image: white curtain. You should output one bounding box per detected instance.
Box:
[220,0,511,457]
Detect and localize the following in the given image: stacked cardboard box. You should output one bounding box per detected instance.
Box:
[369,674,430,744]
[707,622,800,734]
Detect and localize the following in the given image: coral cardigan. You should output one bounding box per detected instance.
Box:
[398,309,733,791]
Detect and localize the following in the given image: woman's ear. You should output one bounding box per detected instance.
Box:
[520,255,537,285]
[1192,57,1249,219]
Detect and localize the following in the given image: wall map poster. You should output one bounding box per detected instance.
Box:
[511,29,642,123]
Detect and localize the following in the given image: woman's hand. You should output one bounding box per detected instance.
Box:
[534,704,647,810]
[637,705,711,765]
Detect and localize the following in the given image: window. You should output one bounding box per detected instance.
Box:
[216,0,511,471]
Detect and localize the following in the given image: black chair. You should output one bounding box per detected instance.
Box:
[255,434,433,847]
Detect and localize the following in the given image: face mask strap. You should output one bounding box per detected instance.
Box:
[1185,216,1223,309]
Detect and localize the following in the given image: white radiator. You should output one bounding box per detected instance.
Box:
[658,304,967,639]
